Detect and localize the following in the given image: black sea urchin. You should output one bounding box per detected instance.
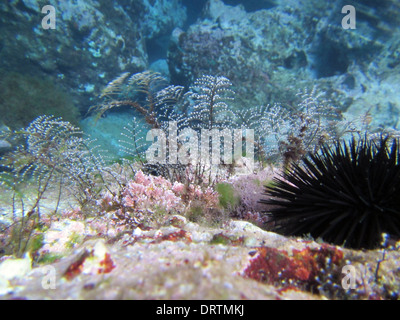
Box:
[262,136,400,249]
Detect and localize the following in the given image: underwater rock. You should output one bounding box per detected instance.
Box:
[167,0,400,127]
[0,140,11,150]
[168,0,321,106]
[0,253,32,281]
[1,218,400,300]
[0,72,80,130]
[0,253,32,295]
[139,0,187,40]
[0,0,186,112]
[149,59,171,80]
[40,220,91,255]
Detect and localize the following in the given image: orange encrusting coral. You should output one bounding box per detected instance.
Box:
[243,244,344,290]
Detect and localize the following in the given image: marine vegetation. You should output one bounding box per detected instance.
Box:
[92,71,344,169]
[0,72,347,259]
[90,71,239,185]
[0,116,108,257]
[0,115,107,207]
[262,135,400,249]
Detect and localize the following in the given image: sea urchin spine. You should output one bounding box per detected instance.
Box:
[262,136,400,249]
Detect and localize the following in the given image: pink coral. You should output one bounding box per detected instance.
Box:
[122,171,184,214]
[89,170,221,235]
[172,182,185,194]
[120,171,220,215]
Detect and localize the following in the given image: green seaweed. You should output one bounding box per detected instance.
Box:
[216,183,240,209]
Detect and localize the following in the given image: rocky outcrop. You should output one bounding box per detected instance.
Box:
[167,0,400,129]
[0,0,186,113]
[1,217,399,300]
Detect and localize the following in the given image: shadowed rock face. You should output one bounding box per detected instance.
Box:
[167,0,400,128]
[2,0,400,131]
[0,0,186,113]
